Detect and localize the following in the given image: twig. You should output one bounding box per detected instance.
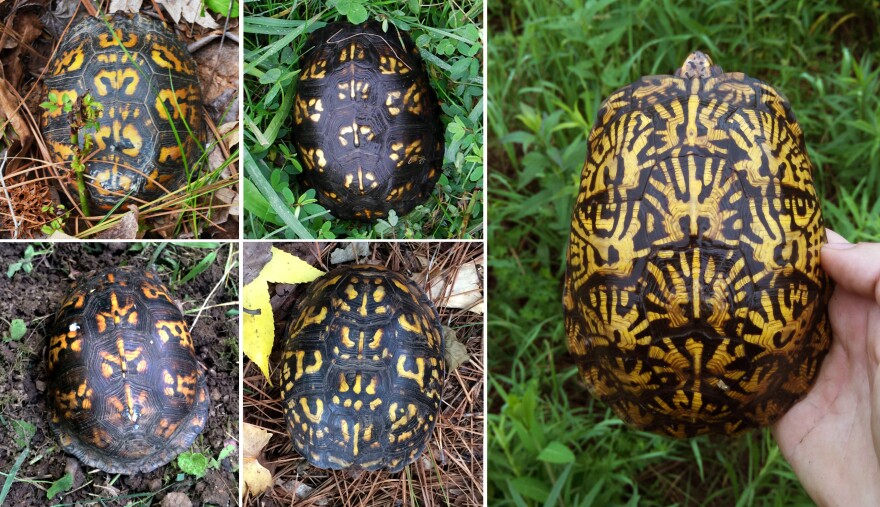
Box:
[191,243,237,330]
[0,149,20,239]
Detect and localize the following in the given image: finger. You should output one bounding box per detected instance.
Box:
[825,228,849,245]
[821,240,880,305]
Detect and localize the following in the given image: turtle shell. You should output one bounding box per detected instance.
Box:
[46,267,209,474]
[281,264,446,471]
[291,21,445,221]
[563,52,832,437]
[42,13,203,211]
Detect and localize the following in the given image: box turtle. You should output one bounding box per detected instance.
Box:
[42,13,203,212]
[291,21,445,221]
[281,264,446,471]
[563,52,832,437]
[46,267,209,474]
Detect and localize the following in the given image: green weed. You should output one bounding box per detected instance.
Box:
[177,444,237,479]
[6,244,53,278]
[46,473,72,500]
[2,319,26,343]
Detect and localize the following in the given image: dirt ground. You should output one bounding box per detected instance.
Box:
[0,242,240,506]
[242,242,485,507]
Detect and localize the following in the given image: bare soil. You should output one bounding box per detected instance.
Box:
[0,242,239,506]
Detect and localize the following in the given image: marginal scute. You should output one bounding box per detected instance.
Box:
[564,54,832,438]
[46,267,210,474]
[282,264,446,472]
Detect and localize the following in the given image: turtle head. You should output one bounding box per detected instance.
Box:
[676,51,722,79]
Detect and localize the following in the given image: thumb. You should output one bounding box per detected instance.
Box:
[821,229,880,305]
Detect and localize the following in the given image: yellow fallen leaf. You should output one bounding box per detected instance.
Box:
[242,248,324,382]
[244,461,273,497]
[242,423,273,496]
[241,283,275,382]
[262,248,327,285]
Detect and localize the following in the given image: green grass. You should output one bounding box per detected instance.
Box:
[488,0,880,505]
[242,0,484,239]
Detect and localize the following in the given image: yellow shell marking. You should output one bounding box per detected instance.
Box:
[397,313,422,334]
[98,30,138,48]
[359,291,369,317]
[155,320,193,350]
[340,326,355,347]
[92,120,144,159]
[52,49,84,75]
[293,350,323,380]
[174,371,198,401]
[94,293,137,332]
[300,398,324,423]
[308,98,323,122]
[368,329,383,349]
[159,145,182,163]
[403,82,423,115]
[396,356,426,389]
[151,44,191,73]
[155,88,195,121]
[93,68,140,96]
[365,376,378,395]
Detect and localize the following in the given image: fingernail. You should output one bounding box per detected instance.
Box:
[822,242,857,250]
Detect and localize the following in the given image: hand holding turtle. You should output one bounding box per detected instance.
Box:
[772,229,880,506]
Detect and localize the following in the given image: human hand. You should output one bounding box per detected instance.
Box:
[772,229,880,507]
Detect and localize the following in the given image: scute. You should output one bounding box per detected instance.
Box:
[46,267,210,474]
[563,53,832,437]
[291,21,445,221]
[42,13,203,211]
[281,264,446,472]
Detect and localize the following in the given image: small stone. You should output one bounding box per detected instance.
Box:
[148,478,163,492]
[344,468,364,480]
[35,380,46,392]
[420,455,434,471]
[98,480,121,497]
[161,492,193,507]
[294,481,313,499]
[330,243,369,264]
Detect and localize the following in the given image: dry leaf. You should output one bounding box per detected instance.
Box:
[155,0,220,29]
[424,261,484,314]
[242,423,273,496]
[217,121,239,142]
[108,0,145,13]
[47,230,78,240]
[0,79,32,150]
[208,143,228,173]
[442,325,470,372]
[329,242,369,264]
[96,208,139,239]
[226,188,240,216]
